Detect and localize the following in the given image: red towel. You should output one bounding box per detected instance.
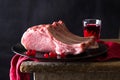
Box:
[9,41,120,80]
[9,54,38,80]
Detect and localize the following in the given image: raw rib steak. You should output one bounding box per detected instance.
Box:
[21,20,98,55]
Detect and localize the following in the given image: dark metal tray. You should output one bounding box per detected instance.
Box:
[11,43,107,62]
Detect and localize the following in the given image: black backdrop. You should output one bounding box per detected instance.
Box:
[0,0,120,80]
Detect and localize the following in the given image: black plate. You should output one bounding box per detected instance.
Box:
[11,43,107,62]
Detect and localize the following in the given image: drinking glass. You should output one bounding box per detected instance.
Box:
[83,19,101,40]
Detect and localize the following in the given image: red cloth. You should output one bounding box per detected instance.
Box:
[9,54,38,80]
[96,41,120,61]
[9,41,120,80]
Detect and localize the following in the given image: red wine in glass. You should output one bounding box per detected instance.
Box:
[83,24,101,40]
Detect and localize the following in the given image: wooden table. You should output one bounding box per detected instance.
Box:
[20,39,120,80]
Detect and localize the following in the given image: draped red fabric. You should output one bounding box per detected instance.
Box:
[10,54,38,80]
[96,41,120,61]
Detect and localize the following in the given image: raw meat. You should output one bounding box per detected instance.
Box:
[21,20,98,55]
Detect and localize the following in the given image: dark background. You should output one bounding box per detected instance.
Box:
[0,0,120,80]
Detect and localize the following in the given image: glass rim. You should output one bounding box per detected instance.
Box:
[83,19,101,21]
[83,19,101,26]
